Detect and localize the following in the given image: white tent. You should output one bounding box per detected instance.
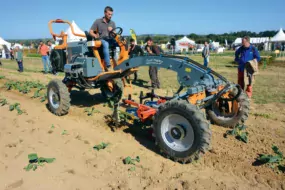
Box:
[12,43,23,49]
[211,41,220,48]
[65,20,86,43]
[175,36,195,52]
[0,37,11,58]
[233,37,270,51]
[270,28,285,42]
[233,37,269,45]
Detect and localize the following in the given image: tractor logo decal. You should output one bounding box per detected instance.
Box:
[146,59,163,65]
[185,68,191,72]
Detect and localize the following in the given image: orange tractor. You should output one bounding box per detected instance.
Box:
[47,19,250,163]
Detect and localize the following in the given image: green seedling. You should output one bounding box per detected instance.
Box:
[123,156,140,165]
[32,89,41,98]
[40,95,47,102]
[108,100,114,108]
[251,112,271,119]
[61,130,67,135]
[21,87,31,94]
[93,142,109,151]
[254,145,285,173]
[0,98,8,106]
[9,103,25,115]
[5,81,21,90]
[0,75,5,79]
[51,124,55,129]
[84,107,101,116]
[224,124,248,143]
[24,153,55,171]
[129,166,136,171]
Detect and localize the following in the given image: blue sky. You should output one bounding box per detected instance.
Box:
[1,0,285,39]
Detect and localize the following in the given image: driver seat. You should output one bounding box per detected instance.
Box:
[84,31,96,57]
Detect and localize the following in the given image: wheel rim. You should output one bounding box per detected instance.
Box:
[49,87,60,109]
[161,114,194,152]
[213,97,240,118]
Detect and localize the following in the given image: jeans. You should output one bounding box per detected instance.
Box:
[17,60,23,72]
[203,56,209,67]
[101,38,118,67]
[42,55,51,73]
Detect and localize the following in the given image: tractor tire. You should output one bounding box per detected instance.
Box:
[50,50,61,71]
[152,100,211,164]
[47,79,70,116]
[100,79,123,103]
[206,91,250,128]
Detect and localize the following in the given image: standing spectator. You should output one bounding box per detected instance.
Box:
[145,37,161,89]
[5,48,9,59]
[202,41,210,67]
[235,36,260,98]
[47,40,57,75]
[37,41,50,74]
[10,48,14,60]
[15,46,24,72]
[128,38,144,82]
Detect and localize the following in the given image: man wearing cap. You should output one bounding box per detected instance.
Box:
[89,6,116,71]
[145,37,161,89]
[128,38,144,81]
[235,36,260,98]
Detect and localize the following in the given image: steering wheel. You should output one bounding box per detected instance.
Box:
[109,27,123,38]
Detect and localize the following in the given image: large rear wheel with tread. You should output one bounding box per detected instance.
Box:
[206,90,250,128]
[47,79,70,116]
[152,100,211,163]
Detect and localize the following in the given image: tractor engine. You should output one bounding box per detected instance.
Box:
[64,41,103,79]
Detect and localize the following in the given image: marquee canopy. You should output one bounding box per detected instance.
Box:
[65,20,86,42]
[270,28,285,42]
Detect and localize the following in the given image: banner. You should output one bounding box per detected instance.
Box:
[129,29,137,44]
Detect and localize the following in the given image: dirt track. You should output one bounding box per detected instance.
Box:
[0,68,285,190]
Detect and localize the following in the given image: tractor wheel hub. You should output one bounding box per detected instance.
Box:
[170,124,186,140]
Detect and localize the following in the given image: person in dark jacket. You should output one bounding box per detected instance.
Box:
[145,37,161,89]
[128,38,144,81]
[235,36,260,98]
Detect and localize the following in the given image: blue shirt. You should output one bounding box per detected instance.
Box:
[235,45,260,71]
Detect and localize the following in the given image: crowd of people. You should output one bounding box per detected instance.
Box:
[6,41,55,74]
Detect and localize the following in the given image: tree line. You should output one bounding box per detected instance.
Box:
[7,30,282,47]
[135,30,280,44]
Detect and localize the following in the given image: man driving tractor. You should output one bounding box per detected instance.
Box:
[89,6,116,71]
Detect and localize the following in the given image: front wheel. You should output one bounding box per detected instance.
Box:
[47,79,70,116]
[206,90,250,128]
[152,100,211,163]
[100,79,123,103]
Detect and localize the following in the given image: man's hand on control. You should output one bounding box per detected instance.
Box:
[108,27,112,32]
